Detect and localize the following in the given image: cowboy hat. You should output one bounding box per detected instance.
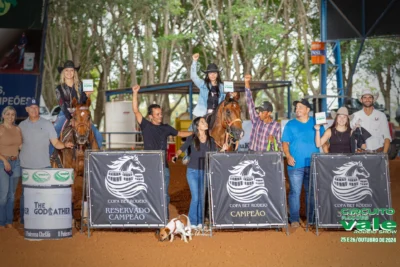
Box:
[359,88,379,101]
[330,107,354,120]
[201,63,222,74]
[57,60,80,74]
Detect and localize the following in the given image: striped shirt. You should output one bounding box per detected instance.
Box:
[245,87,281,151]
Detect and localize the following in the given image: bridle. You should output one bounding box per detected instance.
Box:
[215,100,243,148]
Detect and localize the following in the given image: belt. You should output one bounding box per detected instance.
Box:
[356,147,384,153]
[6,156,18,161]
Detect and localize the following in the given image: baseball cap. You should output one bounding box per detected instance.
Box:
[255,101,273,112]
[26,98,39,107]
[293,99,311,109]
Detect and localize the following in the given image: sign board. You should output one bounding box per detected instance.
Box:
[208,152,288,228]
[87,151,167,227]
[23,52,35,71]
[315,112,327,125]
[0,74,39,118]
[311,153,392,227]
[223,81,234,93]
[82,79,94,92]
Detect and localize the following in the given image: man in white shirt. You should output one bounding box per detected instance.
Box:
[350,89,391,153]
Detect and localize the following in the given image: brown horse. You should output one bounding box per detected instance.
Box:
[209,93,244,151]
[51,98,98,218]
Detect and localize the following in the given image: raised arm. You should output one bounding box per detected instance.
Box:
[314,125,331,148]
[190,53,205,89]
[244,74,257,124]
[131,85,143,124]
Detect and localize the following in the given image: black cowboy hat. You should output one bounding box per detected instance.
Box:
[202,63,222,74]
[57,60,80,74]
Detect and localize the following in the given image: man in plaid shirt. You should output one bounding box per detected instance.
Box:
[244,74,281,151]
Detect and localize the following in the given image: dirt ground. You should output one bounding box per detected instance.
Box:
[1,158,399,267]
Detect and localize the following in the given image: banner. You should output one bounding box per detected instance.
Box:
[87,151,167,227]
[312,154,392,227]
[0,0,46,29]
[22,168,74,185]
[24,186,72,240]
[208,152,288,228]
[0,73,38,118]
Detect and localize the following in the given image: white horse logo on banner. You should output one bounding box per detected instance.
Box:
[105,155,147,199]
[226,160,268,203]
[331,161,372,203]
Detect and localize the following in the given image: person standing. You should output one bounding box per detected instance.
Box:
[315,107,352,153]
[18,98,73,224]
[49,60,103,156]
[173,117,222,229]
[131,85,191,219]
[282,99,325,228]
[350,89,391,153]
[0,107,22,229]
[244,74,281,152]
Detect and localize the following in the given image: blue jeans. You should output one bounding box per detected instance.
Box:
[49,111,103,155]
[186,168,205,226]
[0,159,21,226]
[288,167,314,223]
[164,167,170,219]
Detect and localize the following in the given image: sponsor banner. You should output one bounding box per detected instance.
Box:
[0,74,38,118]
[208,152,287,227]
[0,0,46,29]
[87,151,167,227]
[24,187,72,239]
[312,154,392,227]
[22,168,74,185]
[25,228,73,240]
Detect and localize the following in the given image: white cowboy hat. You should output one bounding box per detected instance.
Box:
[358,88,379,101]
[330,107,354,120]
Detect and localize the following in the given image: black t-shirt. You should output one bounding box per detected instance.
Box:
[179,135,216,170]
[207,85,219,110]
[140,118,178,167]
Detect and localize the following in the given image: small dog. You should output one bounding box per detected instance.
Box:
[157,214,192,243]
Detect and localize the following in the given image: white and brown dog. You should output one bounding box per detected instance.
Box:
[157,214,192,243]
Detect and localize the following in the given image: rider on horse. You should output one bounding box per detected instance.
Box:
[49,60,103,157]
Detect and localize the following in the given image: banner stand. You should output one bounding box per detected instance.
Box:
[307,153,393,236]
[206,152,289,236]
[80,150,167,237]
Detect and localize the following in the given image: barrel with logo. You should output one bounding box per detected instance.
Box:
[22,168,74,240]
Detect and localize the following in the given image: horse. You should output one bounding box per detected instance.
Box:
[332,161,370,179]
[228,160,266,177]
[51,98,99,219]
[209,93,244,151]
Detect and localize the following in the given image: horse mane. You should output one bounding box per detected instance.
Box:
[208,98,238,130]
[228,160,257,175]
[107,155,139,170]
[332,161,362,175]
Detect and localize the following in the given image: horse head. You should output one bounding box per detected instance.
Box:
[219,93,244,142]
[123,155,145,172]
[71,98,93,146]
[249,160,265,177]
[353,161,370,178]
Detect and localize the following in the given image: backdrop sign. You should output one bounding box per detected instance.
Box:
[0,0,46,29]
[208,152,287,228]
[87,151,167,227]
[312,154,392,227]
[0,74,38,118]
